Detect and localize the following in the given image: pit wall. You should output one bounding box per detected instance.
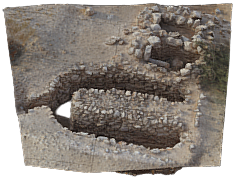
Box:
[126,4,230,71]
[136,5,218,41]
[21,51,205,162]
[24,55,194,113]
[70,88,184,149]
[23,45,204,125]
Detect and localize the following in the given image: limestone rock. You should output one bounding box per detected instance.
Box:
[195,59,203,65]
[181,36,190,42]
[184,41,193,52]
[192,37,202,49]
[169,32,180,38]
[184,7,190,12]
[79,65,86,71]
[139,29,148,33]
[176,16,186,25]
[169,13,176,21]
[105,36,121,45]
[132,26,139,32]
[215,8,221,15]
[176,77,182,82]
[123,28,130,35]
[185,63,192,70]
[144,45,152,61]
[175,8,181,15]
[162,13,170,22]
[204,13,215,19]
[192,19,200,28]
[197,46,203,54]
[152,13,162,24]
[105,38,117,45]
[118,39,124,45]
[177,6,184,11]
[192,34,202,40]
[144,64,152,70]
[150,148,160,154]
[135,49,143,59]
[158,67,167,73]
[142,20,151,29]
[182,10,189,16]
[197,31,203,37]
[150,24,161,31]
[195,25,207,33]
[174,142,184,149]
[149,58,170,68]
[128,47,135,55]
[114,110,120,117]
[206,20,215,27]
[151,6,159,12]
[180,68,190,76]
[131,40,139,48]
[195,120,199,127]
[144,14,150,20]
[158,30,168,37]
[143,7,152,14]
[200,93,206,99]
[133,32,141,37]
[167,6,174,12]
[147,36,161,48]
[190,11,202,19]
[85,7,95,16]
[196,112,202,116]
[97,136,108,141]
[166,37,183,47]
[187,18,194,27]
[206,35,214,40]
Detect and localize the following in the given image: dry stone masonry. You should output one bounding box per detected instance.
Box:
[4,3,231,175]
[70,88,185,149]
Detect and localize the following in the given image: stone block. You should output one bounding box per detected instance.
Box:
[152,13,162,24]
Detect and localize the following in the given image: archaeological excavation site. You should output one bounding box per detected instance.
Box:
[3,3,232,175]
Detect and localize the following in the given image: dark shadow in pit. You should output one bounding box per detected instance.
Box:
[160,22,195,39]
[70,124,181,149]
[150,43,200,71]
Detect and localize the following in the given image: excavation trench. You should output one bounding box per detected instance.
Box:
[150,37,200,71]
[25,63,187,149]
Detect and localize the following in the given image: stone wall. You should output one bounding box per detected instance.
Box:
[125,4,231,73]
[24,57,193,113]
[70,88,184,149]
